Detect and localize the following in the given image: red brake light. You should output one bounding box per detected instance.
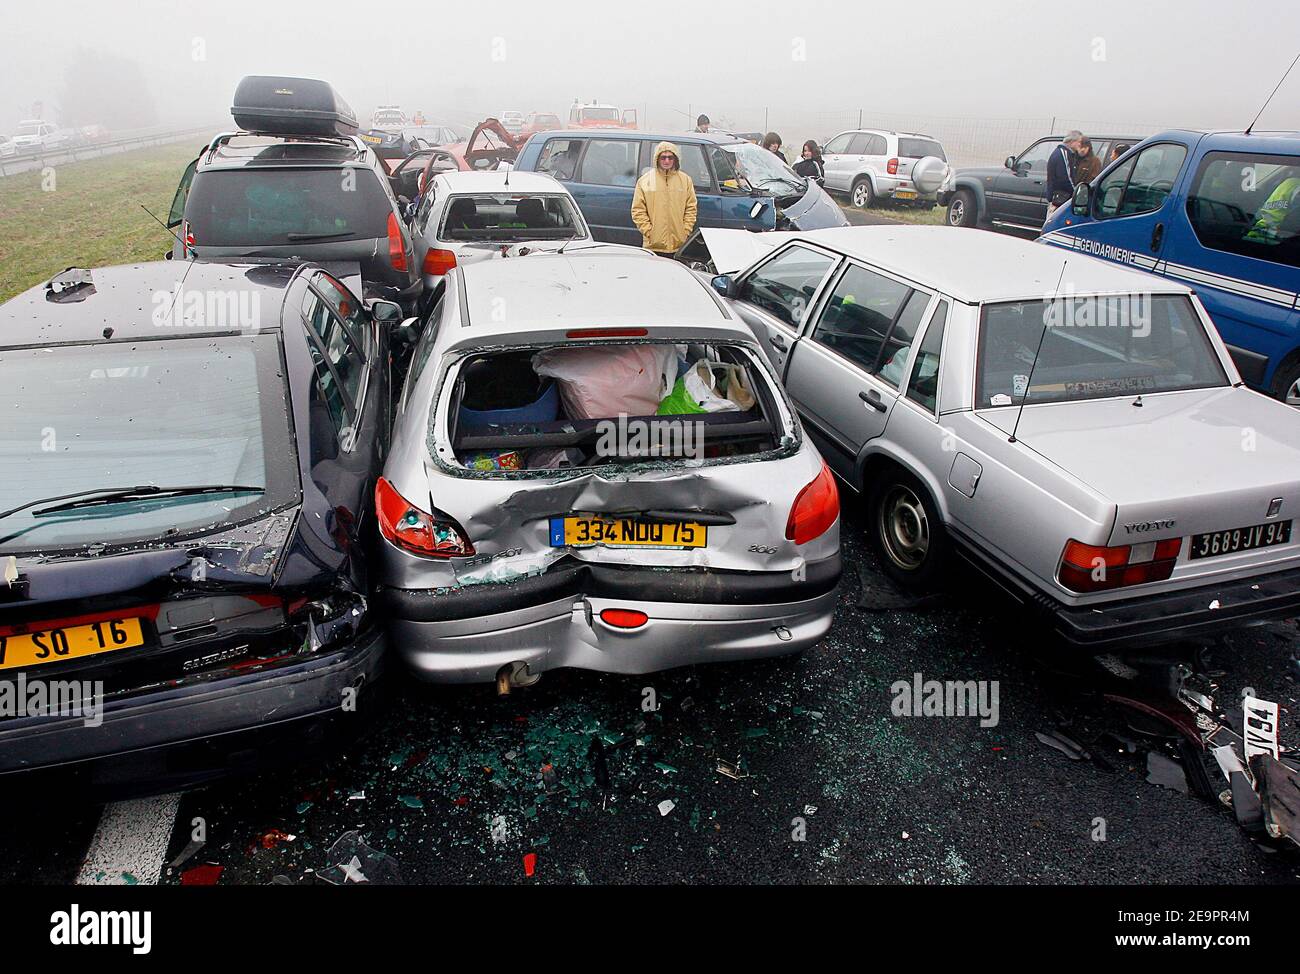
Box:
[387,212,408,272]
[1058,537,1182,593]
[565,328,649,339]
[786,461,840,545]
[375,477,474,558]
[423,248,457,275]
[887,158,899,175]
[600,608,648,629]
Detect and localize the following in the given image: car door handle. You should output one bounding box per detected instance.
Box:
[1150,222,1164,252]
[770,334,788,352]
[859,389,887,412]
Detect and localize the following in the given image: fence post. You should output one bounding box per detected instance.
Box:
[858,108,863,129]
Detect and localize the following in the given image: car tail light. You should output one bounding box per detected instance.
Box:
[387,212,408,272]
[887,158,899,175]
[600,608,648,629]
[786,461,840,545]
[375,477,474,558]
[565,328,648,338]
[423,248,457,275]
[182,220,194,257]
[1058,538,1182,593]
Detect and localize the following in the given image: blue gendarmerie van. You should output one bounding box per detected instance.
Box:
[1040,130,1300,405]
[512,129,848,252]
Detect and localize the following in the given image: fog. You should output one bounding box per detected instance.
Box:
[1,0,1297,145]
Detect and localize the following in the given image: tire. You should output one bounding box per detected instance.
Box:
[851,177,874,209]
[947,189,978,227]
[1272,358,1300,408]
[867,466,948,590]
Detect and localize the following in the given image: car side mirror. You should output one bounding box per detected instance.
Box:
[370,299,403,323]
[748,200,766,220]
[711,274,736,298]
[1004,155,1018,171]
[1071,183,1091,216]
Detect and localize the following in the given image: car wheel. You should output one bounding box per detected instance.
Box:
[1273,359,1300,408]
[851,178,874,209]
[947,189,977,227]
[868,467,947,589]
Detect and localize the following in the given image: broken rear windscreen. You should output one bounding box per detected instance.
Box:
[438,193,585,242]
[440,340,790,473]
[185,167,391,246]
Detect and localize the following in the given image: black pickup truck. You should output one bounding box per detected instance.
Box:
[938,134,1139,234]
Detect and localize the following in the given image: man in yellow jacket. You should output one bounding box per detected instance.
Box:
[630,141,698,256]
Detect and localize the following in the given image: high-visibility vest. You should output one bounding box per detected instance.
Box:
[1246,176,1300,243]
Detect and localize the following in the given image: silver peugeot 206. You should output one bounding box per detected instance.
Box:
[377,245,842,687]
[704,224,1300,650]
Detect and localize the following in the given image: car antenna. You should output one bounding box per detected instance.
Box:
[139,202,193,258]
[1245,49,1299,135]
[1008,260,1068,444]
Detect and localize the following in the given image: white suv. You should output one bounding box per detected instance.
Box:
[821,129,949,208]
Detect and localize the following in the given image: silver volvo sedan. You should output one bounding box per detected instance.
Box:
[704,225,1300,649]
[377,245,841,686]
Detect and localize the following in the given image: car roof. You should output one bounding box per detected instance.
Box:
[788,226,1193,303]
[432,170,569,193]
[201,135,370,170]
[458,247,734,336]
[837,129,937,140]
[0,261,299,348]
[534,129,743,146]
[1140,128,1300,152]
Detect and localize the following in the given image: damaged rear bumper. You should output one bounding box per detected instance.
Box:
[379,555,841,682]
[0,625,386,792]
[956,534,1300,647]
[1049,566,1300,648]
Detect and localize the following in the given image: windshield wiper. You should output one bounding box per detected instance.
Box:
[18,485,264,519]
[285,230,354,241]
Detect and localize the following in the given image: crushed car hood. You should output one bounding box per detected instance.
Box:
[701,228,799,275]
[779,179,851,230]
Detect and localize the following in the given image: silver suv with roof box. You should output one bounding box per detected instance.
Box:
[377,245,842,687]
[821,129,951,208]
[705,225,1300,649]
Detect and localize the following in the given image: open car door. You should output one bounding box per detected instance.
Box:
[621,108,638,129]
[388,147,459,207]
[462,117,527,171]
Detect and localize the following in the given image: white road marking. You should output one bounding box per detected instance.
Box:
[76,793,182,886]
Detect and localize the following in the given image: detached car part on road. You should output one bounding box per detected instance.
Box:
[705,225,1300,649]
[0,260,400,792]
[378,246,842,685]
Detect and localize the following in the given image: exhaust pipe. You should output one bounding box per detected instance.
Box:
[496,661,540,696]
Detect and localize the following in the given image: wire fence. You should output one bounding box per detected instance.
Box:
[0,124,221,179]
[648,106,1168,168]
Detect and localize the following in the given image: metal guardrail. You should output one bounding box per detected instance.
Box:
[0,125,220,178]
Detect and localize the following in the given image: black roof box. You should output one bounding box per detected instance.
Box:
[231,75,358,138]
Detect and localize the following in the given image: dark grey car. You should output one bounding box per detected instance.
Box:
[168,133,420,302]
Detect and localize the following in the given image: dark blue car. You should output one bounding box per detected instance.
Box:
[1041,129,1300,405]
[512,129,848,251]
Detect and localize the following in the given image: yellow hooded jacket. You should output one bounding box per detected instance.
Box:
[630,141,698,253]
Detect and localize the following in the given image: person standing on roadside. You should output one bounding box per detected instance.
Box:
[794,140,825,186]
[1044,130,1083,223]
[1074,138,1101,186]
[694,114,711,133]
[630,140,698,257]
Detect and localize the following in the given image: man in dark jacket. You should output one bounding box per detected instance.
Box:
[1044,131,1083,222]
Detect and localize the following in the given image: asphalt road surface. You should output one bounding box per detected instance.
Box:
[3,489,1297,886]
